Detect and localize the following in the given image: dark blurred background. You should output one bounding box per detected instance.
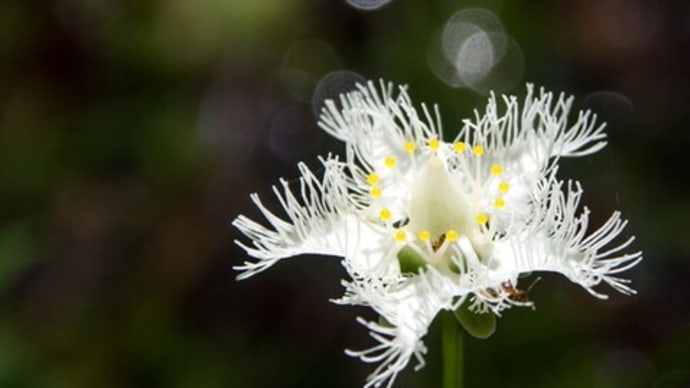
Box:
[1,0,689,387]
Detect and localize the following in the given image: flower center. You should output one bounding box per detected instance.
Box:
[365,138,514,273]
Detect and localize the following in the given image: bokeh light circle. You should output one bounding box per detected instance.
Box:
[429,7,524,94]
[312,70,366,117]
[280,40,342,102]
[455,31,496,86]
[345,0,392,11]
[442,8,505,63]
[582,91,635,130]
[464,33,524,95]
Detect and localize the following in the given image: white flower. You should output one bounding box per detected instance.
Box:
[233,81,642,388]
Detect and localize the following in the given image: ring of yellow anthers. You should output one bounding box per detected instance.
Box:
[392,228,459,243]
[365,137,512,240]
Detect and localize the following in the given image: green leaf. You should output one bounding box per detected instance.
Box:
[396,245,426,274]
[453,303,496,339]
[378,316,394,328]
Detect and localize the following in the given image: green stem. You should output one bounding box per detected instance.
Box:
[442,312,463,388]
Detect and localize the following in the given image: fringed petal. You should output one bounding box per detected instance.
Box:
[491,179,642,298]
[233,155,358,280]
[336,269,457,388]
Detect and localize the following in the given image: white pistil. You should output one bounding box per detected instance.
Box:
[408,155,471,238]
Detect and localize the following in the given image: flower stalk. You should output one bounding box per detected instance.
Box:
[442,313,463,388]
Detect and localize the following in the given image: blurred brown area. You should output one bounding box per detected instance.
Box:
[0,0,689,387]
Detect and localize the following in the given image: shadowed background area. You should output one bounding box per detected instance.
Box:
[1,0,689,387]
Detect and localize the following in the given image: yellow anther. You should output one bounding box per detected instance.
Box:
[490,164,503,176]
[498,181,510,193]
[404,141,416,153]
[476,213,489,226]
[454,142,466,153]
[366,173,379,185]
[418,230,431,242]
[394,230,407,242]
[473,145,485,156]
[428,138,440,151]
[494,198,505,209]
[370,186,382,198]
[445,230,459,242]
[384,156,397,168]
[379,208,392,222]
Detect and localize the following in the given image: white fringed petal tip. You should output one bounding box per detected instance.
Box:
[233,80,642,388]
